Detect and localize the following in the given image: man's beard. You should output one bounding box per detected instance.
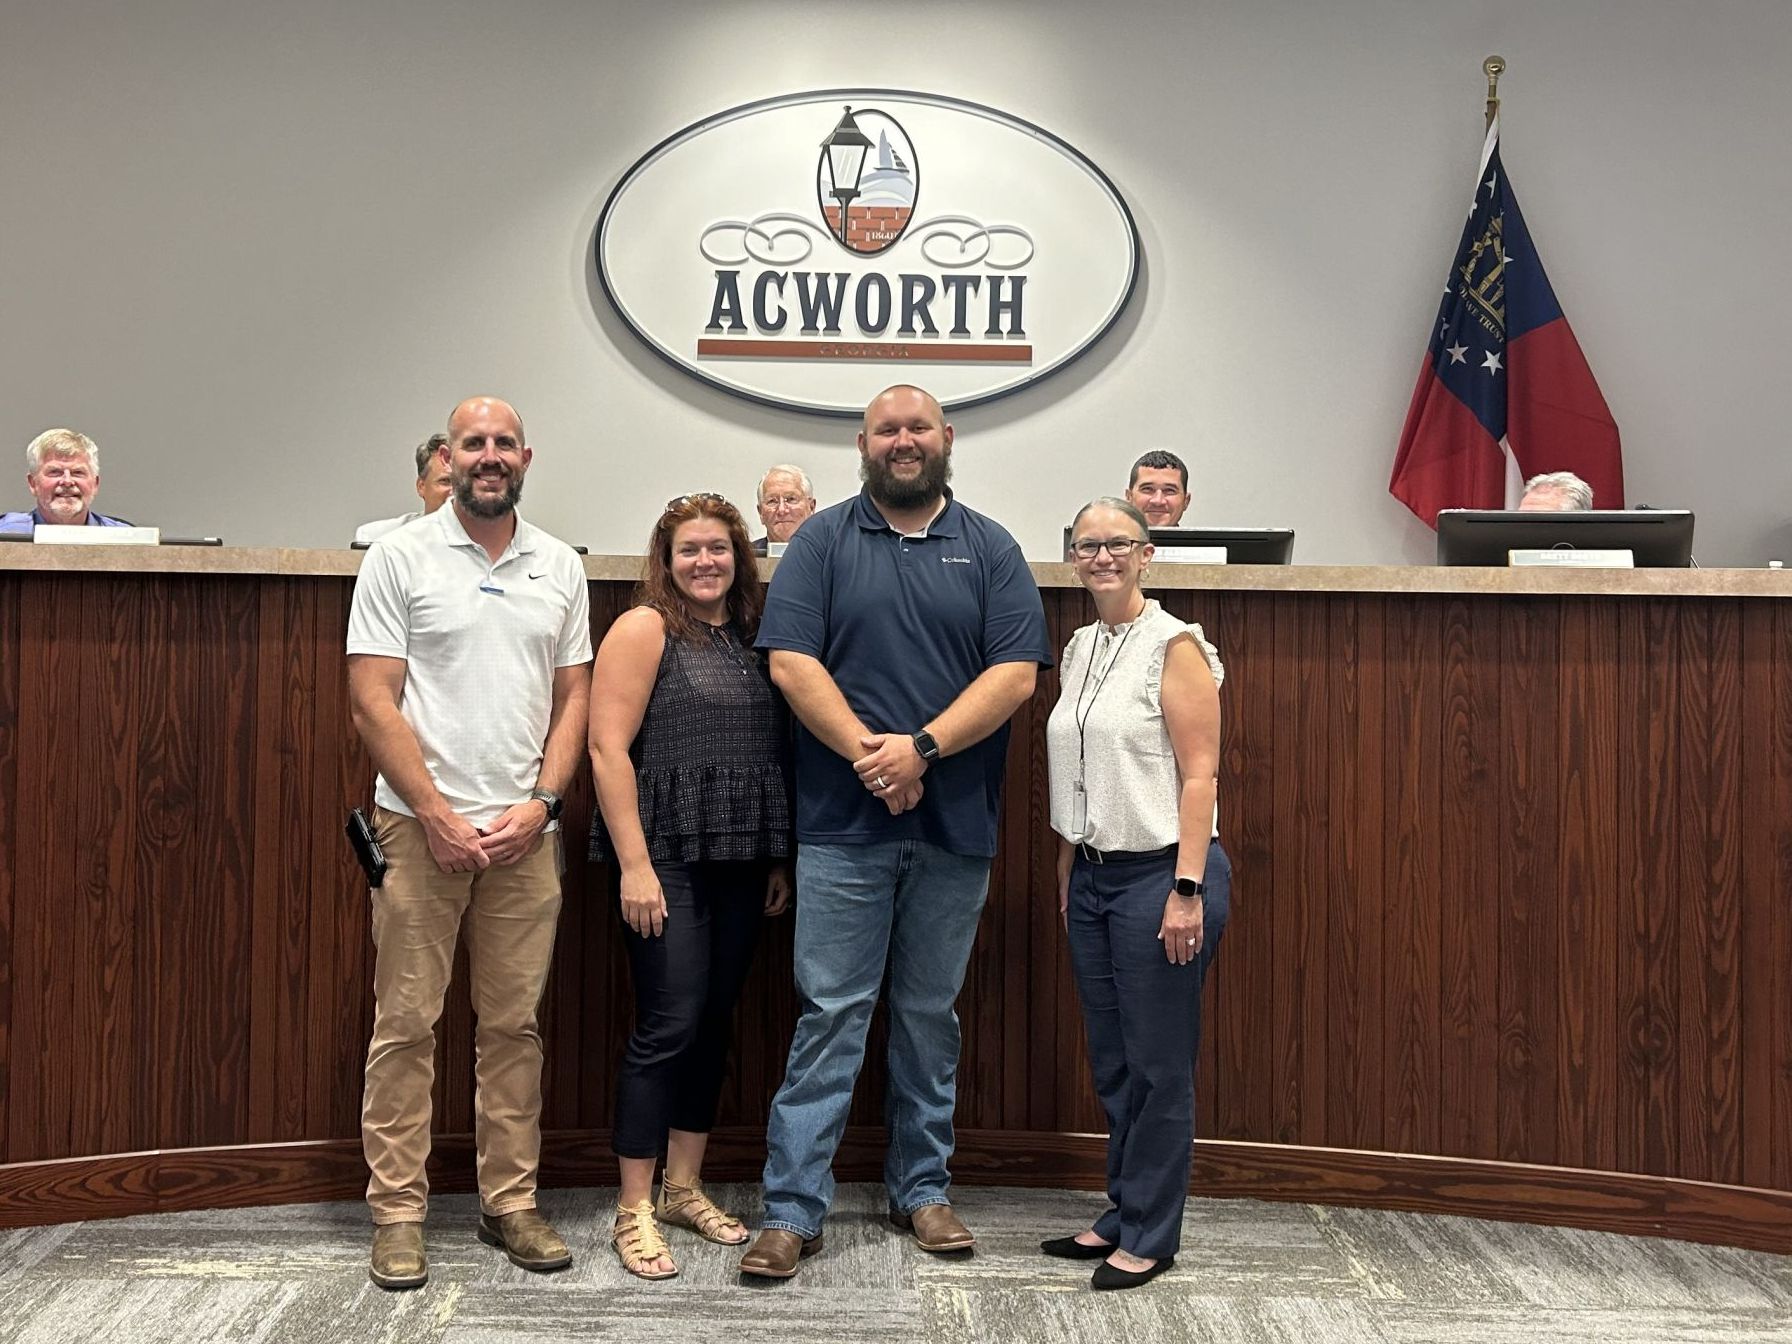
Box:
[44,491,87,519]
[862,448,951,510]
[454,468,523,519]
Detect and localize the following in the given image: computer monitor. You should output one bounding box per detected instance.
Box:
[1060,526,1295,564]
[1149,527,1294,565]
[1435,509,1695,567]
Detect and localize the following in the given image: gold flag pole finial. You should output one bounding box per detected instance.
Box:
[1483,55,1505,132]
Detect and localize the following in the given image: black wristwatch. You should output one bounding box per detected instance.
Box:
[912,730,941,762]
[1173,875,1205,898]
[529,788,563,822]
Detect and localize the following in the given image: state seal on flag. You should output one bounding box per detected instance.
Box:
[1458,218,1507,336]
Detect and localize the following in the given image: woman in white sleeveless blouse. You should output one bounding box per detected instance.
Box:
[1041,497,1232,1291]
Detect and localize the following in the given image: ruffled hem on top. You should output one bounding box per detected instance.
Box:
[589,762,793,865]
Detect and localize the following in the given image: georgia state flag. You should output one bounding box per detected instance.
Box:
[1389,117,1623,525]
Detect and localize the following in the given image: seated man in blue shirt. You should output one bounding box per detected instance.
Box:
[740,384,1052,1279]
[0,428,132,532]
[354,434,453,545]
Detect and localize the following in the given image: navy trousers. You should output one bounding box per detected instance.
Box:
[1066,842,1231,1259]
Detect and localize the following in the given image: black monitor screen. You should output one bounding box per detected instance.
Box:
[1435,509,1695,567]
[1061,526,1294,564]
[1148,527,1294,565]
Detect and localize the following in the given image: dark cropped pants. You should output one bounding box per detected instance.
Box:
[612,859,768,1159]
[1066,842,1231,1259]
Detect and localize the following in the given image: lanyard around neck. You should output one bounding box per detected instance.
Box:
[1074,621,1135,779]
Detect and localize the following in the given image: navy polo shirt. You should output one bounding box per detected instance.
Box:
[757,487,1051,858]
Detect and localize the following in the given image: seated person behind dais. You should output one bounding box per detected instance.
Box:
[1124,450,1190,529]
[1517,470,1593,512]
[0,429,133,533]
[354,434,452,545]
[751,464,816,555]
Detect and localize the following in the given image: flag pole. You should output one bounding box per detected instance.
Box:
[1483,55,1505,131]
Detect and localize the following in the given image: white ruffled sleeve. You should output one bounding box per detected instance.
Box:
[1145,621,1225,708]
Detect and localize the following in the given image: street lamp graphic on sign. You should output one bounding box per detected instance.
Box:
[819,106,873,247]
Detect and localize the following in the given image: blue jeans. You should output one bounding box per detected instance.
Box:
[1067,842,1231,1259]
[760,840,991,1238]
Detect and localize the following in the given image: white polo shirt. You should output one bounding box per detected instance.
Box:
[346,504,592,829]
[353,510,424,546]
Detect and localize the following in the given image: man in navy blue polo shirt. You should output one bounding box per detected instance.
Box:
[740,384,1051,1279]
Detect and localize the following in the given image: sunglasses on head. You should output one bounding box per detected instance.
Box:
[665,492,727,512]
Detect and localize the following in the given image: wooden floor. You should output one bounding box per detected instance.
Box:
[2,1184,1789,1343]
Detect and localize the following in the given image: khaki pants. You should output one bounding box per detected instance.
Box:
[362,805,562,1224]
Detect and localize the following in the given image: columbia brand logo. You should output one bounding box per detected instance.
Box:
[941,556,971,565]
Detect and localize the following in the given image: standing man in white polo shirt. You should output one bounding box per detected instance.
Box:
[346,395,593,1291]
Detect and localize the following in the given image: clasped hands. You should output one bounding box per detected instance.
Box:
[423,798,549,873]
[853,732,929,815]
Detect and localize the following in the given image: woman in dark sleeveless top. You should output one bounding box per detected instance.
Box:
[588,493,793,1279]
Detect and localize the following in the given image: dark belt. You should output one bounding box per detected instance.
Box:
[1075,842,1175,866]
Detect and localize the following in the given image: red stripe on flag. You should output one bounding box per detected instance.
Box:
[1389,361,1507,528]
[1505,318,1625,508]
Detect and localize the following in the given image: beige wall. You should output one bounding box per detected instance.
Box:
[3,0,1787,564]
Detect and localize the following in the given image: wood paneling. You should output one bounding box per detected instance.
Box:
[1,1130,1787,1254]
[0,574,18,1160]
[1,571,1790,1247]
[1497,597,1560,1165]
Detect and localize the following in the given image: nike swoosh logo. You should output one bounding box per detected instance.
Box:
[528,572,548,580]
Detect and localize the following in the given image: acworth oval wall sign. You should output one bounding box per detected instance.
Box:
[595,89,1141,417]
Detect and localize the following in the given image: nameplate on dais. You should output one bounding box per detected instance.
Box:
[33,525,161,546]
[1508,548,1635,568]
[1151,546,1230,565]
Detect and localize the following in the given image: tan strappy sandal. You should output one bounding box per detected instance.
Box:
[656,1175,749,1245]
[612,1199,678,1279]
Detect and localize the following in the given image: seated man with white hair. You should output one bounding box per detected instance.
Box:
[752,464,817,555]
[0,429,133,532]
[1517,471,1594,512]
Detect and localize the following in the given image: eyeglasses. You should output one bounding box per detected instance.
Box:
[760,495,809,511]
[1070,537,1145,560]
[665,492,727,512]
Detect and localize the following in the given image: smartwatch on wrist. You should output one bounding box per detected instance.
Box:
[529,788,563,822]
[1173,875,1205,898]
[912,730,941,762]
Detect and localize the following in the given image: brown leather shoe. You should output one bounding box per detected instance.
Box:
[890,1203,975,1252]
[369,1221,428,1290]
[477,1209,573,1272]
[738,1228,823,1279]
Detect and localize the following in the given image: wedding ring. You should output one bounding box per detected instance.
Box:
[876,775,888,790]
[1184,937,1198,946]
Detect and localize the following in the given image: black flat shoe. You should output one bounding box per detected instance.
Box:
[1091,1254,1175,1290]
[1040,1234,1114,1260]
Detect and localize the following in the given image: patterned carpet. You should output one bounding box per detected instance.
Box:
[1,1184,1788,1343]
